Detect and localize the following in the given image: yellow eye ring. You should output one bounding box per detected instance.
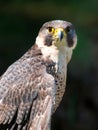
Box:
[47,27,55,33]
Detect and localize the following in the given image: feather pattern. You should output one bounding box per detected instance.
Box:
[0,45,55,130]
[0,20,77,130]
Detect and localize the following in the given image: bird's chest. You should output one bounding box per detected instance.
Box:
[54,65,67,111]
[45,59,67,111]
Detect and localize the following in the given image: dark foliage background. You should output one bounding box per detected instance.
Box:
[0,1,98,130]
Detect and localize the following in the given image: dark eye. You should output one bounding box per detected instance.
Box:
[66,26,71,33]
[47,27,55,33]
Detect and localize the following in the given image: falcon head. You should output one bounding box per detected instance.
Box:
[36,20,77,63]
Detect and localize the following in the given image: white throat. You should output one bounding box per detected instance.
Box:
[36,36,73,72]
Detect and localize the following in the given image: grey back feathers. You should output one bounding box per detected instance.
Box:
[0,45,55,130]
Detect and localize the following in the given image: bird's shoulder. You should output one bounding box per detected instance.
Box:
[0,44,55,100]
[0,44,55,127]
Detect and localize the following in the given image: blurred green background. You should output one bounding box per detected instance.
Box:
[0,0,98,130]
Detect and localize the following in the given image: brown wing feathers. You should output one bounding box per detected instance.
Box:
[0,45,55,130]
[0,45,42,129]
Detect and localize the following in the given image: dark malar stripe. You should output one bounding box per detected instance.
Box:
[67,33,74,47]
[44,34,53,46]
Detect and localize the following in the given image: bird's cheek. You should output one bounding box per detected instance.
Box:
[67,34,74,47]
[44,35,53,46]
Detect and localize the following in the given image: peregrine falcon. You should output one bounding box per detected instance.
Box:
[0,20,77,130]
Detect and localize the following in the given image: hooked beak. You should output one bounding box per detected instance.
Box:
[54,28,65,41]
